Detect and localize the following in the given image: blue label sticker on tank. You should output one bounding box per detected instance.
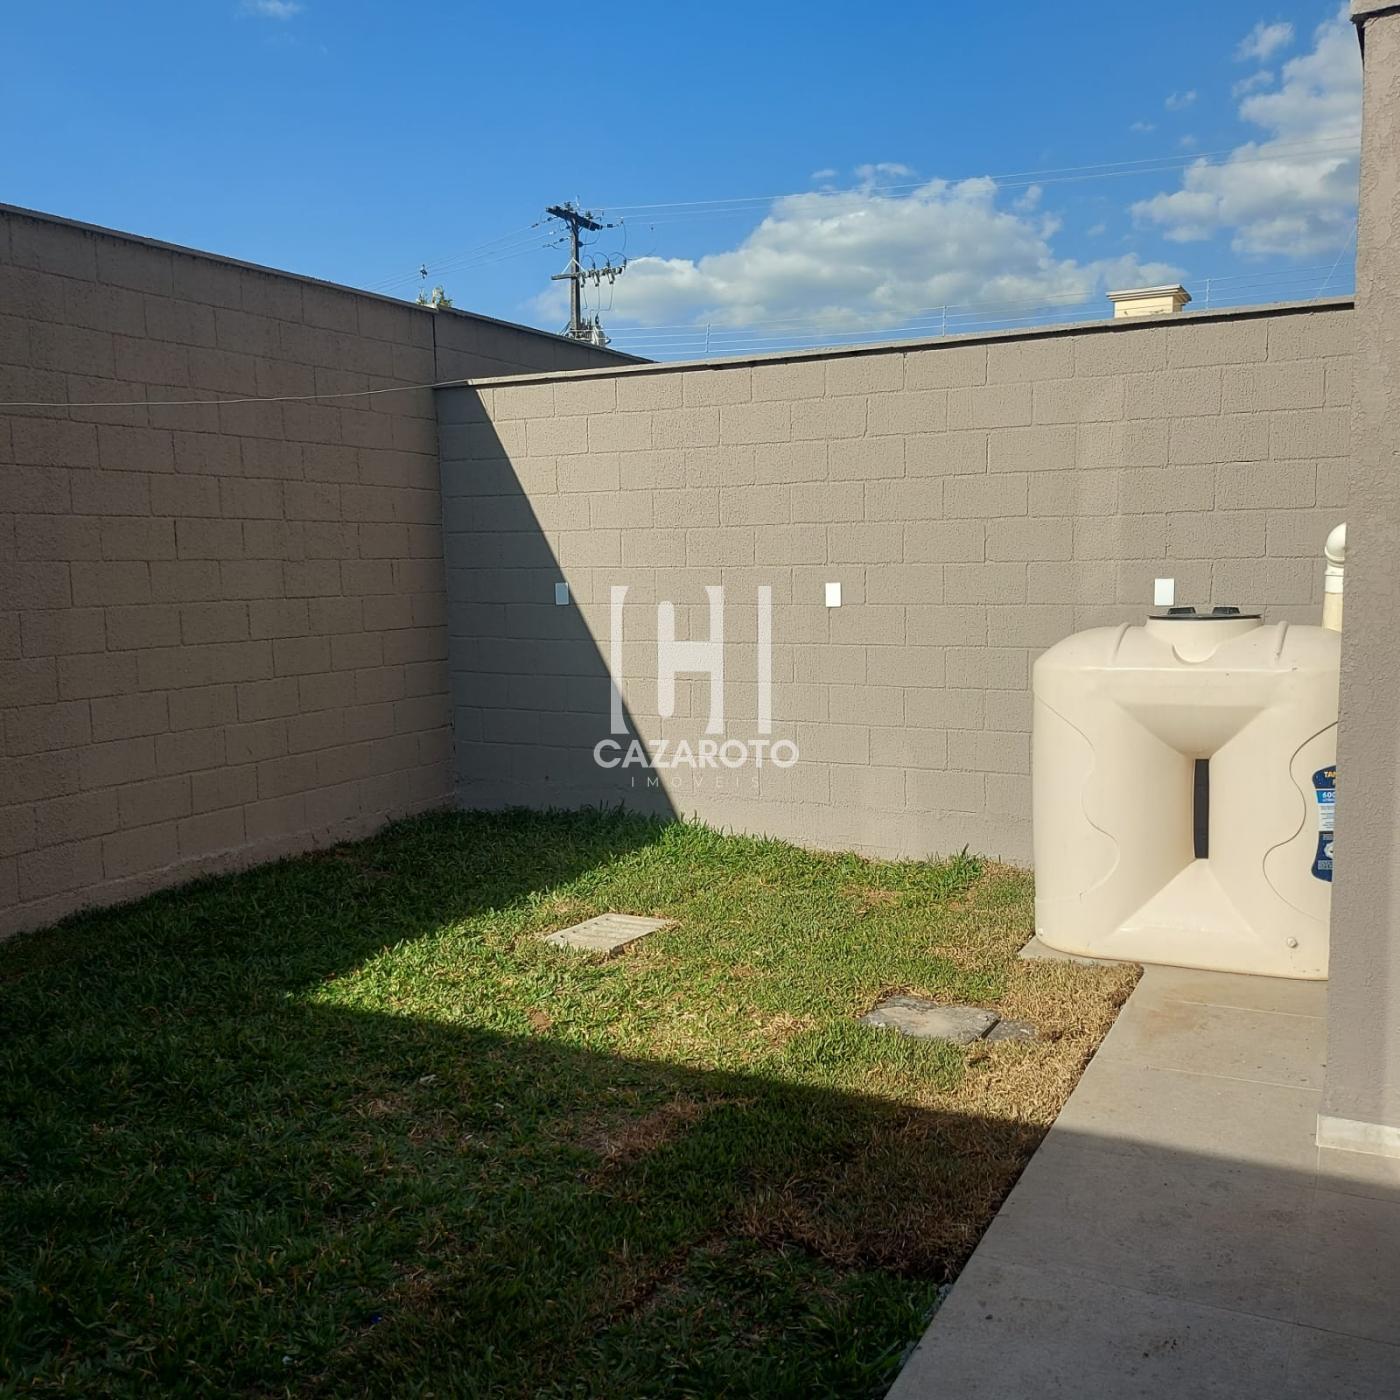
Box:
[1312,765,1335,882]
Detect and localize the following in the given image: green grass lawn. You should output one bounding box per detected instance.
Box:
[0,808,1134,1397]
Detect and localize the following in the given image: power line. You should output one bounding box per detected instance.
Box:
[601,137,1361,218]
[368,227,556,293]
[607,265,1349,343]
[1318,217,1360,296]
[614,286,1133,339]
[365,224,539,291]
[366,222,581,295]
[603,263,1356,359]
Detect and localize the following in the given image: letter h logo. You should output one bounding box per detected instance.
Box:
[609,585,771,738]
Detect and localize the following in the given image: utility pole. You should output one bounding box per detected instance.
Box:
[546,202,623,342]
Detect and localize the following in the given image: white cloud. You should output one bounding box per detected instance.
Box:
[809,168,838,182]
[853,162,915,186]
[1130,120,1157,134]
[240,0,303,17]
[545,176,1176,334]
[1237,19,1294,62]
[1132,6,1359,256]
[1233,69,1276,97]
[1165,90,1198,110]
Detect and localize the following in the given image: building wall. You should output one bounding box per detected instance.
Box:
[439,301,1354,865]
[0,205,633,936]
[1323,2,1400,1144]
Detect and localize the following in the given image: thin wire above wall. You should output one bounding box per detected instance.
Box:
[602,263,1359,362]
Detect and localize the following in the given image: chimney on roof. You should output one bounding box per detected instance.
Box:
[1107,284,1192,319]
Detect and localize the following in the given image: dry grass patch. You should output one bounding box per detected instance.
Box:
[581,1095,725,1171]
[741,957,1137,1278]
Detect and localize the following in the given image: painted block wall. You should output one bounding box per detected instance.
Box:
[1322,1,1400,1144]
[439,301,1354,864]
[0,205,633,936]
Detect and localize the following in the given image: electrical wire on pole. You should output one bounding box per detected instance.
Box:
[546,202,625,343]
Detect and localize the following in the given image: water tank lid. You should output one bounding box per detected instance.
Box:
[1150,606,1262,621]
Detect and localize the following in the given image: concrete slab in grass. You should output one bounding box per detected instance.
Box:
[543,913,675,956]
[862,996,998,1045]
[985,1017,1037,1044]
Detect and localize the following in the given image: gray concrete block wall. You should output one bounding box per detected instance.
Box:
[440,301,1353,865]
[0,205,635,935]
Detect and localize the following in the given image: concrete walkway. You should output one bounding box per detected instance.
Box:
[889,965,1400,1399]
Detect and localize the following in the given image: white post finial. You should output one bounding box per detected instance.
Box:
[1323,523,1347,632]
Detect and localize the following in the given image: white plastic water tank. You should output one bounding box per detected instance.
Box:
[1032,608,1339,979]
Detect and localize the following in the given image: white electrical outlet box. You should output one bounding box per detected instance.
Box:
[825,581,842,608]
[554,581,570,605]
[1154,577,1175,607]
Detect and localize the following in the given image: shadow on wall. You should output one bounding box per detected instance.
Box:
[439,390,685,824]
[434,375,1057,863]
[437,388,866,847]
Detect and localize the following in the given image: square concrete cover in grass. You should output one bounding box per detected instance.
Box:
[543,914,675,955]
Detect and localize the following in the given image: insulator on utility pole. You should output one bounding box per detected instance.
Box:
[546,201,623,341]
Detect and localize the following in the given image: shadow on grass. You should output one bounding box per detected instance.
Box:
[1,807,1054,1398]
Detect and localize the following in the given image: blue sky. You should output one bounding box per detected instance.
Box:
[2,2,1360,354]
